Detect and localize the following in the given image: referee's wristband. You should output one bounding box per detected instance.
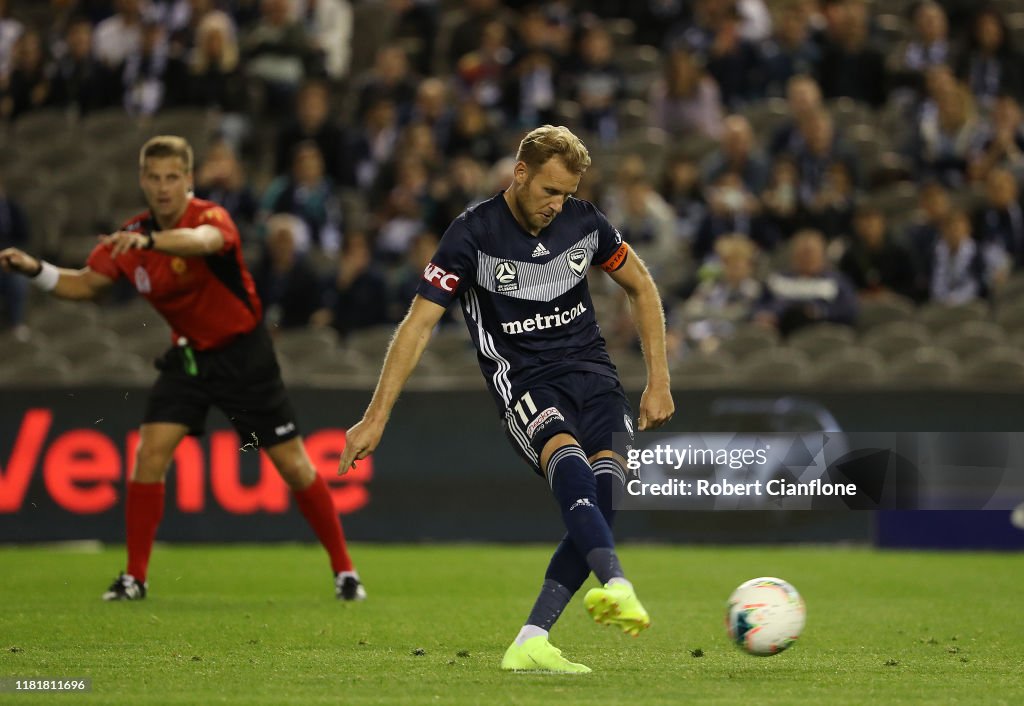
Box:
[31,260,60,292]
[144,232,155,249]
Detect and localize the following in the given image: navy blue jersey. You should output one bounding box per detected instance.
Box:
[417,191,630,414]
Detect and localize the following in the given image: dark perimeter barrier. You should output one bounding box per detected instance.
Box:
[2,387,1023,548]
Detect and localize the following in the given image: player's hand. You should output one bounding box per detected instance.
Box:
[638,383,674,431]
[0,248,40,276]
[100,231,149,258]
[337,418,385,475]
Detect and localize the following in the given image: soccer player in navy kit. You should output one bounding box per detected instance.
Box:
[339,125,674,672]
[0,136,365,602]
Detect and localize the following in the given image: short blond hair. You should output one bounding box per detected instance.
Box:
[140,135,194,172]
[516,125,591,175]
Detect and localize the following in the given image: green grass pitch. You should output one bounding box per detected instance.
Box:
[1,544,1022,705]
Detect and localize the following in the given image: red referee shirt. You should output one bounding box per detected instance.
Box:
[87,198,263,351]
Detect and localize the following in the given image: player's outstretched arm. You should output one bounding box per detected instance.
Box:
[0,247,113,301]
[605,245,675,430]
[100,224,225,258]
[338,295,447,474]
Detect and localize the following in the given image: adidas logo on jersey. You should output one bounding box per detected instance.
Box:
[531,242,550,257]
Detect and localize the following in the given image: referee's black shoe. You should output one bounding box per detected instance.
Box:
[335,572,367,601]
[102,573,147,601]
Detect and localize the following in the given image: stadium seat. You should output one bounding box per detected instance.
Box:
[670,352,737,386]
[344,326,397,357]
[80,108,142,142]
[72,352,151,385]
[0,356,74,385]
[285,347,374,378]
[786,323,857,360]
[916,301,989,334]
[428,327,474,357]
[1,332,50,365]
[11,108,75,143]
[935,322,1006,362]
[144,108,214,153]
[119,326,172,360]
[2,171,49,201]
[100,300,166,337]
[995,301,1024,333]
[618,44,660,79]
[738,347,811,385]
[554,100,582,130]
[49,166,117,202]
[717,325,779,363]
[862,181,919,221]
[873,13,909,52]
[51,192,115,261]
[351,1,399,75]
[605,17,637,47]
[273,327,342,364]
[618,100,653,132]
[810,347,887,385]
[993,271,1024,307]
[18,191,69,255]
[25,139,95,173]
[617,130,669,176]
[827,97,876,132]
[861,321,931,360]
[27,300,102,337]
[856,294,916,331]
[49,329,123,360]
[740,97,790,142]
[888,347,961,385]
[0,142,20,170]
[962,347,1024,385]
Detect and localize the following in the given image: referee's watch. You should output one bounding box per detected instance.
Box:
[143,232,156,249]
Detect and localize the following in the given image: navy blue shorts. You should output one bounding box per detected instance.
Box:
[502,371,635,475]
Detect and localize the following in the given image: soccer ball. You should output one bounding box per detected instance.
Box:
[726,577,806,656]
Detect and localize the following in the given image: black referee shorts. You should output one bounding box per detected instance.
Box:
[142,324,300,448]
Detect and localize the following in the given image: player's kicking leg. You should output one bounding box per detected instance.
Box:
[580,453,650,636]
[501,433,649,673]
[265,437,365,601]
[103,422,189,601]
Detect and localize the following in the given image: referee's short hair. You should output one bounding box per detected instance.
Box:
[516,125,592,175]
[139,135,194,172]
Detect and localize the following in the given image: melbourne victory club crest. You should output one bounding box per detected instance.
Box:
[566,248,588,277]
[495,261,519,292]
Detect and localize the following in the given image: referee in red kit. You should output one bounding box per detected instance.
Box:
[0,135,365,602]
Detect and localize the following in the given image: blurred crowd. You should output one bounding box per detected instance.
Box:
[2,0,1024,361]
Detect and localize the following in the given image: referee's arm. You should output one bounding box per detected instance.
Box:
[0,248,113,300]
[101,224,225,258]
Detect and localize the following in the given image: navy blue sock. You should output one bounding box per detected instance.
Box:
[546,446,620,585]
[545,467,625,593]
